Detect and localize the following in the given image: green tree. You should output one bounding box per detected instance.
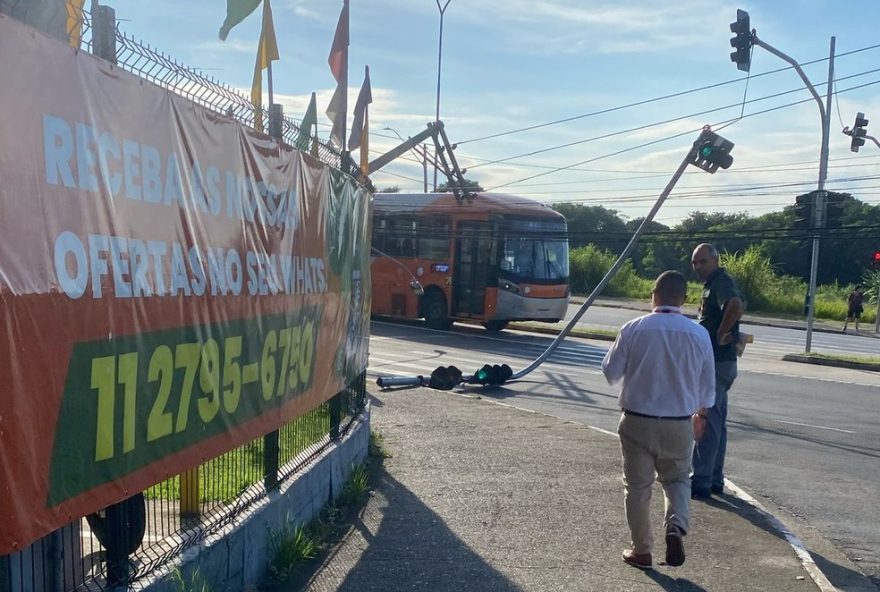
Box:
[550,203,628,250]
[437,178,483,192]
[378,185,400,193]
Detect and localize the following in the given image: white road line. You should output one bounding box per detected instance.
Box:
[775,420,857,434]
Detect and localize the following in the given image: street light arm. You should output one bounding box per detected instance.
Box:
[753,36,827,127]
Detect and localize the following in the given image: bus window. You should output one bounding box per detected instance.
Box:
[417,215,451,260]
[384,216,416,257]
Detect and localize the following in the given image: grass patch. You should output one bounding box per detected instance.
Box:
[798,352,880,366]
[369,430,392,459]
[508,321,618,341]
[337,464,370,506]
[146,405,331,503]
[268,523,319,582]
[171,568,213,592]
[264,453,382,587]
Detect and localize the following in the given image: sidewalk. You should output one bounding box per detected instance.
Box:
[300,388,822,591]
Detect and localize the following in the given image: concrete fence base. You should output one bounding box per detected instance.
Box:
[133,401,371,592]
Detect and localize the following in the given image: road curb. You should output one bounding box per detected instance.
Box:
[782,353,880,372]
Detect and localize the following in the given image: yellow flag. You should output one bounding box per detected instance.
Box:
[250,0,279,132]
[360,107,370,174]
[66,0,85,47]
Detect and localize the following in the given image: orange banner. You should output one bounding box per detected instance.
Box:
[0,15,370,554]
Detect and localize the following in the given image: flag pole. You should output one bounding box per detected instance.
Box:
[342,0,350,172]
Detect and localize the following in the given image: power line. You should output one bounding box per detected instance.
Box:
[456,41,880,145]
[482,78,880,192]
[467,67,880,171]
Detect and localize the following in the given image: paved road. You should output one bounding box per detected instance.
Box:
[368,319,880,590]
[567,303,880,357]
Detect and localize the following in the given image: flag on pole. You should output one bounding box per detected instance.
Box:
[325,0,349,148]
[66,0,85,47]
[249,0,279,132]
[219,0,262,40]
[294,92,318,152]
[349,65,371,152]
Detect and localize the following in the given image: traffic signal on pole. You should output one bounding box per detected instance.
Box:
[824,192,846,228]
[689,128,734,173]
[729,9,753,72]
[793,192,814,231]
[871,250,880,270]
[851,112,869,153]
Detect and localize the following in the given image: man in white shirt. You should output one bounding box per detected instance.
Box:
[602,270,716,569]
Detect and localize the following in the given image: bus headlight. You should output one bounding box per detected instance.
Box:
[500,281,520,294]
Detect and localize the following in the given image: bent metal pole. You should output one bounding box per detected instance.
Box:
[509,153,692,381]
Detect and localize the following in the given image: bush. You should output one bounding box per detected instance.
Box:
[569,245,651,298]
[720,246,777,310]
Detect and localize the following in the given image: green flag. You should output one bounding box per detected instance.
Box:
[295,92,318,152]
[219,0,262,40]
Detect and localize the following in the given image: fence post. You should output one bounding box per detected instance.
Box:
[329,392,343,440]
[92,5,117,64]
[180,467,200,522]
[264,431,280,490]
[268,104,283,142]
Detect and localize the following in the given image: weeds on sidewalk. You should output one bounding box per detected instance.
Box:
[171,568,213,592]
[262,431,388,588]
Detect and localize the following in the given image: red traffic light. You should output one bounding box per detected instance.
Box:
[873,251,880,262]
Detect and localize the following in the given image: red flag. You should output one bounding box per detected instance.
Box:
[348,66,371,151]
[327,1,349,84]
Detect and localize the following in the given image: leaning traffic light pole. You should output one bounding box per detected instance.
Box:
[509,128,734,381]
[374,127,736,390]
[730,10,836,353]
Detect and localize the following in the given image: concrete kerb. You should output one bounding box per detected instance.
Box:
[445,390,841,592]
[782,353,880,372]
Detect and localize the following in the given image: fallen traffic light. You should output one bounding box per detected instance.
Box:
[428,365,462,390]
[469,363,513,386]
[689,128,734,173]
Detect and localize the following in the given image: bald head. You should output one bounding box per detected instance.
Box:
[691,243,720,281]
[652,270,688,307]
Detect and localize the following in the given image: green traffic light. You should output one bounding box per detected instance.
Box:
[700,144,713,158]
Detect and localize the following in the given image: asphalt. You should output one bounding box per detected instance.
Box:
[299,387,828,592]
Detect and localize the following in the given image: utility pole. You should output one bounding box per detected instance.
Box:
[736,10,835,352]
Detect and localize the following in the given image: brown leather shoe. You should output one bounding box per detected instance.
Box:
[622,549,652,569]
[665,526,685,567]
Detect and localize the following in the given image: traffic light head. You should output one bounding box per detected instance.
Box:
[470,363,513,386]
[873,250,880,263]
[793,192,814,231]
[729,9,752,72]
[689,129,734,173]
[851,112,869,153]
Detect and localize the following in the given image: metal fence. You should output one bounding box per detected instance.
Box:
[0,2,368,590]
[1,374,367,592]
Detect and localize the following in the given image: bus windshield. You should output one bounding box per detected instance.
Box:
[499,218,569,283]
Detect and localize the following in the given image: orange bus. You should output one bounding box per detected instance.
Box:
[370,192,570,331]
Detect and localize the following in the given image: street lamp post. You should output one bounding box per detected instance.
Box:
[383,126,429,193]
[433,0,451,192]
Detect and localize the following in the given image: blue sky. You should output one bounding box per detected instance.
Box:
[113,0,880,226]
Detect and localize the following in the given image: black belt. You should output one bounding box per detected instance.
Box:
[624,409,691,421]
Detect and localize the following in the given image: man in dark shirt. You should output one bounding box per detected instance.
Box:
[690,243,744,499]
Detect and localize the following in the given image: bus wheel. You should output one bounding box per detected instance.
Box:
[423,292,452,330]
[483,320,509,332]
